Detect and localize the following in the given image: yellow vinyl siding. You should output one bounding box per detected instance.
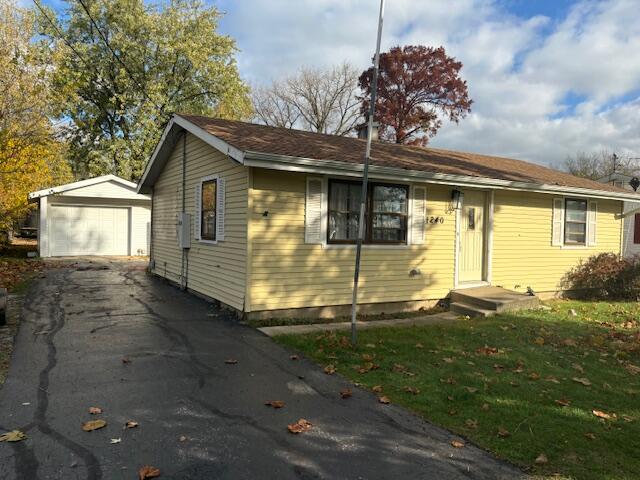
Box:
[247,168,456,312]
[151,133,247,310]
[491,190,622,293]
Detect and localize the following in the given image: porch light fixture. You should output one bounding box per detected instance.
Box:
[451,189,464,210]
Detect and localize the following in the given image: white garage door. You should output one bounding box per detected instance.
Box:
[50,205,129,256]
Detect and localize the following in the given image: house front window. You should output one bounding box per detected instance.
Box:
[327,180,408,244]
[564,198,587,245]
[201,179,217,240]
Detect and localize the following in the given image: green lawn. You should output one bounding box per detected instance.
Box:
[275,301,640,480]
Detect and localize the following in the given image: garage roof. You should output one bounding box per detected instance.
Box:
[29,175,150,202]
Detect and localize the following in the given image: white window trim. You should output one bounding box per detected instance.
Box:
[558,196,594,249]
[198,174,219,245]
[319,176,415,248]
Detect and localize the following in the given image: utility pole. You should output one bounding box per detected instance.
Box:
[350,0,386,345]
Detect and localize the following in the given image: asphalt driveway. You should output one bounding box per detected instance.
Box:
[0,260,525,479]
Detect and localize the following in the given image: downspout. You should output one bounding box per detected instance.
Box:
[181,130,189,290]
[149,186,154,269]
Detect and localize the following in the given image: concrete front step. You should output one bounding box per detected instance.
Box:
[449,286,540,318]
[450,302,495,318]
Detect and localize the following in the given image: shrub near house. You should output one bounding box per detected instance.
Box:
[562,253,640,300]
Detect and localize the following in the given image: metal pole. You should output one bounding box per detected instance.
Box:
[350,0,386,345]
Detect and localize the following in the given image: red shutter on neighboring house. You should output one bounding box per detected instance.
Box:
[634,214,640,244]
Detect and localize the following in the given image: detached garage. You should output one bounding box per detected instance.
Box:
[29,175,151,258]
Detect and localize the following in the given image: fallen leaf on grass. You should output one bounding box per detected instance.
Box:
[572,377,592,386]
[465,419,478,429]
[372,385,383,393]
[264,400,285,409]
[82,420,106,432]
[497,427,510,438]
[535,453,548,465]
[224,359,238,365]
[481,403,490,411]
[88,406,103,415]
[403,386,420,395]
[625,364,640,375]
[593,410,614,420]
[138,465,161,479]
[287,419,312,434]
[554,398,571,407]
[584,432,596,440]
[392,363,407,372]
[528,372,540,381]
[476,346,499,356]
[533,337,545,346]
[465,387,478,393]
[545,376,561,384]
[442,357,455,364]
[324,365,336,375]
[340,388,352,399]
[0,430,27,442]
[562,338,577,347]
[378,396,391,404]
[572,363,584,374]
[110,438,121,444]
[622,415,634,422]
[361,353,375,362]
[125,421,139,429]
[450,440,465,448]
[415,343,424,349]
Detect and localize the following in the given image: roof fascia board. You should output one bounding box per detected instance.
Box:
[137,115,245,193]
[244,151,640,202]
[28,174,138,201]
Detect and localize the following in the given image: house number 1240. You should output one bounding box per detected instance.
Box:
[427,216,445,224]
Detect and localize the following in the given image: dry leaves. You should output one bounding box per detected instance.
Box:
[497,427,511,438]
[289,355,299,361]
[121,357,131,364]
[403,386,420,395]
[584,432,596,440]
[465,386,478,393]
[324,364,336,375]
[625,363,640,375]
[138,465,161,479]
[378,396,391,404]
[287,419,312,434]
[535,453,548,465]
[224,359,238,365]
[481,403,490,411]
[465,419,478,429]
[476,346,499,356]
[340,388,352,399]
[593,409,614,420]
[125,421,139,429]
[372,385,383,393]
[450,440,465,448]
[88,406,103,415]
[533,337,545,346]
[82,420,107,432]
[179,435,188,442]
[110,438,121,444]
[264,400,285,409]
[0,430,27,442]
[572,363,584,374]
[554,398,571,407]
[572,377,592,386]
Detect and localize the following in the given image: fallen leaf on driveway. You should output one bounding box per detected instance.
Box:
[179,435,188,442]
[378,396,391,404]
[593,409,614,420]
[138,465,161,479]
[224,359,238,365]
[264,400,285,409]
[82,420,106,432]
[0,430,27,442]
[535,453,548,465]
[324,364,336,375]
[125,421,139,429]
[88,407,103,415]
[121,357,131,364]
[451,440,465,448]
[110,438,121,444]
[287,419,312,434]
[289,355,299,361]
[572,377,592,386]
[340,388,352,399]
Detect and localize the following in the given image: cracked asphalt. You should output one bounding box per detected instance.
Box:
[0,260,525,479]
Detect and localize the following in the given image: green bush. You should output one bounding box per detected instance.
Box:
[561,252,640,300]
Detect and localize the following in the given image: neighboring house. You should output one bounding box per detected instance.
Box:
[597,172,640,257]
[137,114,639,319]
[29,175,151,257]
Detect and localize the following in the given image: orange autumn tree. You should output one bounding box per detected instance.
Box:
[0,0,72,236]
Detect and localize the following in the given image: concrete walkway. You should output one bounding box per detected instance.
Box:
[258,311,460,336]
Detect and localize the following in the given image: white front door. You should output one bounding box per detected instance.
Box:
[50,205,129,256]
[458,190,486,284]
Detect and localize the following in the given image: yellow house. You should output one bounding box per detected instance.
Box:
[137,114,639,319]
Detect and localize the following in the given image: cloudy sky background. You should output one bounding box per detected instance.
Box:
[37,0,640,168]
[214,0,640,167]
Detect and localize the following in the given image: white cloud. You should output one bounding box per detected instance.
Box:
[217,0,640,166]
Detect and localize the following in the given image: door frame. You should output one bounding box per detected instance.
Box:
[454,189,494,289]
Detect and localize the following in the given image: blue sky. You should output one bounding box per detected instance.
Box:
[39,0,640,166]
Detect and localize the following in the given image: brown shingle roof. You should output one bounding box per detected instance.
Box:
[179,114,630,195]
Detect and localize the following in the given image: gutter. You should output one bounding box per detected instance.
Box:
[243,151,640,202]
